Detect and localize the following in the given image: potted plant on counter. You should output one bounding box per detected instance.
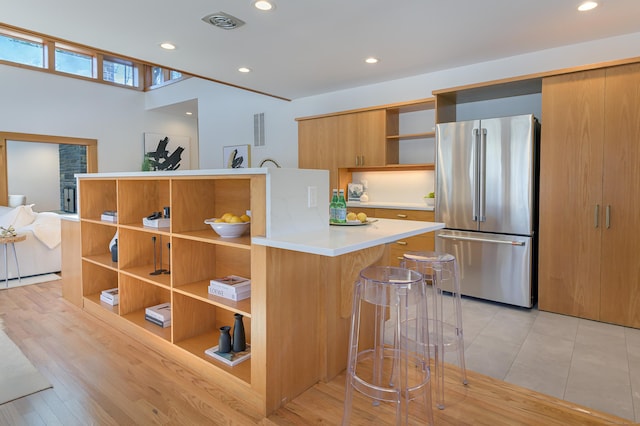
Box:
[424,192,435,208]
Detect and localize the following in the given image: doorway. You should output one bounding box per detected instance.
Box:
[0,132,98,208]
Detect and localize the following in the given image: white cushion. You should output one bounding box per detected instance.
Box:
[0,204,37,228]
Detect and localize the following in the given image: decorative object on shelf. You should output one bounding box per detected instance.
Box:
[145,302,171,327]
[0,225,17,238]
[233,313,246,352]
[164,242,171,275]
[218,326,232,353]
[150,236,167,275]
[110,238,118,263]
[144,133,191,171]
[101,210,117,222]
[204,219,250,238]
[347,183,363,202]
[109,231,118,260]
[143,211,170,228]
[223,144,251,168]
[359,180,369,203]
[424,191,435,208]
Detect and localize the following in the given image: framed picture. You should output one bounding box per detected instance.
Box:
[223,144,251,168]
[347,183,364,201]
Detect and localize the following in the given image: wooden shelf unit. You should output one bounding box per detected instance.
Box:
[78,173,266,411]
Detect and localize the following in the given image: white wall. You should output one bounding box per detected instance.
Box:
[0,66,198,173]
[7,141,59,211]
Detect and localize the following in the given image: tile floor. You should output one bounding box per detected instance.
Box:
[446,296,640,422]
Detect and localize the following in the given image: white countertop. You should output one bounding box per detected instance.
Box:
[252,218,444,257]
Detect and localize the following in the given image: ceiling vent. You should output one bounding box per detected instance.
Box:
[202,12,245,30]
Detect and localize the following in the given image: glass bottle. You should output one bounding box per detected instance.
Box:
[329,189,338,223]
[336,189,347,223]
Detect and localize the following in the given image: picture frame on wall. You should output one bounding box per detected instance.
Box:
[144,133,191,171]
[223,144,251,168]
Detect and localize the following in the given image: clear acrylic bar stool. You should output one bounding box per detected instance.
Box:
[342,265,434,425]
[401,251,468,410]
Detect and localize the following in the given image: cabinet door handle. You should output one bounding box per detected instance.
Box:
[361,155,364,166]
[396,214,408,218]
[355,156,359,166]
[395,241,408,246]
[606,205,611,229]
[594,204,599,228]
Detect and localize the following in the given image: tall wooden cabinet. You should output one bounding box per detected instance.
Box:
[539,63,640,327]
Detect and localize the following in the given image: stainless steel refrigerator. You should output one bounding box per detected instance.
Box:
[435,114,539,308]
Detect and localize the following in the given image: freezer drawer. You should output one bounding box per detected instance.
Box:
[435,230,534,308]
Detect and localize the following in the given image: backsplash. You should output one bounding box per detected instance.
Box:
[350,170,434,206]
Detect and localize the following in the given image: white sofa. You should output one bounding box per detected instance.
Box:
[0,205,61,280]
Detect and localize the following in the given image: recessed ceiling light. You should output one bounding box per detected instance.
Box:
[185,111,193,116]
[238,67,251,73]
[578,1,598,11]
[253,0,274,11]
[365,57,379,64]
[160,42,176,50]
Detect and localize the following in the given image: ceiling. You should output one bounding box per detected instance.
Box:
[2,0,640,100]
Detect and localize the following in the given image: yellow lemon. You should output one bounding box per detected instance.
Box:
[357,212,368,223]
[221,212,233,222]
[346,212,357,221]
[214,218,225,223]
[240,214,251,222]
[228,215,243,223]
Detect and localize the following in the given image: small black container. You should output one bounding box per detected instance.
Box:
[218,326,232,353]
[233,313,246,352]
[111,239,118,262]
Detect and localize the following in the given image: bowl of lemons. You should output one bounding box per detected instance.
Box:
[205,212,251,238]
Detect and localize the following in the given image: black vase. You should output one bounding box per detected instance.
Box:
[111,239,118,262]
[218,326,232,353]
[232,313,246,352]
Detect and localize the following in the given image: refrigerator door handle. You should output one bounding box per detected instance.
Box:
[472,128,480,222]
[478,128,487,222]
[437,233,526,246]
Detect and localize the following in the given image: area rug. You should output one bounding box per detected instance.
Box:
[0,329,52,404]
[1,273,61,290]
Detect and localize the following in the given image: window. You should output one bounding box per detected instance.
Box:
[0,32,44,67]
[170,70,182,80]
[55,44,94,77]
[103,57,137,87]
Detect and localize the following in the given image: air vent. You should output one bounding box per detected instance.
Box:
[254,113,265,147]
[202,12,245,30]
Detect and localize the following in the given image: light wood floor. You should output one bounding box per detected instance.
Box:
[0,279,632,425]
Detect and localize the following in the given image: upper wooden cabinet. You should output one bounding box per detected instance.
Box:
[539,63,640,328]
[297,98,435,193]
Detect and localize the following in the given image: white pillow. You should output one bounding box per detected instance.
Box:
[0,204,37,228]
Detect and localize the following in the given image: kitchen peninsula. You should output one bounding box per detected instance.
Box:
[74,167,443,415]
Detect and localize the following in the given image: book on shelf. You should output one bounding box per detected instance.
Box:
[142,217,170,228]
[100,287,119,305]
[145,302,171,322]
[209,275,251,291]
[144,314,171,328]
[204,344,251,367]
[207,284,251,301]
[101,210,117,222]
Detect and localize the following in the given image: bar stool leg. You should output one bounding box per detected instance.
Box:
[10,242,21,284]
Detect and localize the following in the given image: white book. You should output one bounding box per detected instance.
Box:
[101,214,117,222]
[205,344,251,367]
[145,302,171,321]
[100,294,119,306]
[142,217,170,228]
[145,314,171,328]
[209,275,251,292]
[101,287,118,298]
[208,285,251,301]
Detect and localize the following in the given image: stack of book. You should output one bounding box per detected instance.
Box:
[208,275,251,301]
[145,302,171,328]
[101,210,117,222]
[205,344,251,366]
[100,287,119,305]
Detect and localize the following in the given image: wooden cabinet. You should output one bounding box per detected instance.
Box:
[539,63,640,327]
[298,98,435,196]
[78,173,267,412]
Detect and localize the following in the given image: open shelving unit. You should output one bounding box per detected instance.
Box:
[78,172,265,410]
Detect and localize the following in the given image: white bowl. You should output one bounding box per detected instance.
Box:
[204,219,250,238]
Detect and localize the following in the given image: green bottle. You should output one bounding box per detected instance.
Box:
[336,189,347,223]
[329,189,338,223]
